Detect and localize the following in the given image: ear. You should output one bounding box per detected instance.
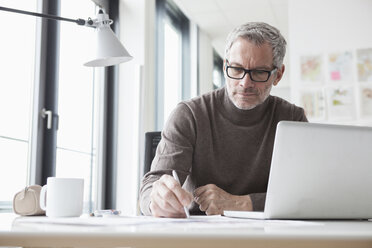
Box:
[273,64,285,86]
[223,59,227,78]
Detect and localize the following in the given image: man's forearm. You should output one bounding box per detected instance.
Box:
[139,174,160,216]
[233,195,253,211]
[139,186,152,215]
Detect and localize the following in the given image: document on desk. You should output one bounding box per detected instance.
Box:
[14,215,243,227]
[13,214,321,229]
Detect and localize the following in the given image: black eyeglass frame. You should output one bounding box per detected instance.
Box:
[225,60,278,82]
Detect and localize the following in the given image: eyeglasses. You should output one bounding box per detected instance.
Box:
[225,60,277,82]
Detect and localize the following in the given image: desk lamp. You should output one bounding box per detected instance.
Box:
[0,5,133,67]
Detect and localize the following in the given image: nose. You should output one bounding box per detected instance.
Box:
[239,73,255,89]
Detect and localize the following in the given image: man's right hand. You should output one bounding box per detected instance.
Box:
[150,174,193,218]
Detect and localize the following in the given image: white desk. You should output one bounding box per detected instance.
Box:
[1,213,372,248]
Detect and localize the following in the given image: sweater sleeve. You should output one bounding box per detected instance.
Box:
[139,103,196,215]
[294,105,308,122]
[249,192,266,211]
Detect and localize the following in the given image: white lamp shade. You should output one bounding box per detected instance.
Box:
[84,25,132,67]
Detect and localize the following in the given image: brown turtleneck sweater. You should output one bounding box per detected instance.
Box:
[139,87,307,215]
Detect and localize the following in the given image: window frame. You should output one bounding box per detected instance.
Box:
[0,0,119,211]
[155,0,191,130]
[29,0,60,186]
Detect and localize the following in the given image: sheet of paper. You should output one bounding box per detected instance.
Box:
[13,214,322,229]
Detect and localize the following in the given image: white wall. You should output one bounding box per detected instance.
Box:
[289,0,372,125]
[198,30,214,94]
[115,0,215,215]
[116,0,156,215]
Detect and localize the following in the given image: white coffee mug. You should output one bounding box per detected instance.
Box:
[40,177,84,217]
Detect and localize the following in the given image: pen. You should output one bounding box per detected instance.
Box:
[172,170,190,218]
[91,209,121,217]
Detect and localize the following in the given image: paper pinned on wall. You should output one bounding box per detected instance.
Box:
[361,86,372,117]
[326,86,355,120]
[299,89,325,120]
[300,55,323,82]
[328,51,353,82]
[357,48,372,82]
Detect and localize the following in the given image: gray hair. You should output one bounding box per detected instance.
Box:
[224,22,287,68]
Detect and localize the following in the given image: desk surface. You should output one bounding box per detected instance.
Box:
[1,213,372,248]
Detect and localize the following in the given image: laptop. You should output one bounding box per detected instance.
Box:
[224,121,372,220]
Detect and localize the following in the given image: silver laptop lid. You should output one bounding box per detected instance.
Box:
[265,121,372,219]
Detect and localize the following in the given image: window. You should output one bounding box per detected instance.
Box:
[156,0,190,129]
[213,50,225,89]
[163,21,182,123]
[0,0,115,213]
[56,0,97,213]
[0,0,37,210]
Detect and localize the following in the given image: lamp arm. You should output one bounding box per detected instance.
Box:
[0,6,93,26]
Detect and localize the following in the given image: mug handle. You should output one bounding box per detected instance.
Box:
[40,185,47,211]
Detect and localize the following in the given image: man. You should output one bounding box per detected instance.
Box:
[140,22,307,218]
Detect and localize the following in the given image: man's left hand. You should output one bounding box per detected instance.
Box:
[194,184,253,215]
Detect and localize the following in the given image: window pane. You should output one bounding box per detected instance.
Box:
[163,21,182,123]
[0,0,37,208]
[0,138,28,202]
[58,0,95,153]
[56,0,96,213]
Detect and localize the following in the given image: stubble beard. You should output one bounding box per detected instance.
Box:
[227,84,273,110]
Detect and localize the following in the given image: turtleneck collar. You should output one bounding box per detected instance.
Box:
[217,86,272,126]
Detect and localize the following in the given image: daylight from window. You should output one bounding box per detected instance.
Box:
[0,0,37,208]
